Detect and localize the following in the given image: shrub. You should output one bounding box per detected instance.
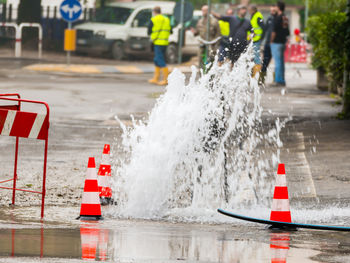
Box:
[306,11,347,91]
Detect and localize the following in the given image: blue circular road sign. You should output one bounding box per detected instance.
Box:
[60,0,82,22]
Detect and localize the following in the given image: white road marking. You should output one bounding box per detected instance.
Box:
[284,132,317,198]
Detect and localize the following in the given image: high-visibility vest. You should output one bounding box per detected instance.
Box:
[151,14,171,46]
[219,20,230,37]
[248,11,264,42]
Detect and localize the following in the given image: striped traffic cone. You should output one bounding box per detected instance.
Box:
[98,144,112,205]
[77,157,102,220]
[270,163,292,223]
[270,232,290,263]
[80,225,99,261]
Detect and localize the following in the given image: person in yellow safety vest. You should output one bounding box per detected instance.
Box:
[218,8,232,65]
[219,8,232,37]
[147,6,171,85]
[247,4,264,77]
[218,20,229,37]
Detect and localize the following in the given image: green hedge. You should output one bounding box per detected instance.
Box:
[306,11,347,91]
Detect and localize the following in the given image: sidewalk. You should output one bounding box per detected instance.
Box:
[23,60,310,75]
[0,48,193,74]
[24,63,193,74]
[0,48,310,75]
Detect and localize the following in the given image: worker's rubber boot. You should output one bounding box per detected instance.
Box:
[259,71,266,85]
[157,67,169,86]
[148,66,160,84]
[252,64,262,78]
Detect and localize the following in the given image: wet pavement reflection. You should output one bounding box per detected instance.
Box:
[2,218,346,262]
[270,232,290,263]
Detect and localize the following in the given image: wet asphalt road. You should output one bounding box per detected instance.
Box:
[0,56,350,262]
[0,205,350,263]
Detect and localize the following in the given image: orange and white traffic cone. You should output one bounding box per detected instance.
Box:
[270,232,290,263]
[270,163,292,223]
[98,229,109,261]
[97,144,112,205]
[77,157,102,220]
[80,225,100,261]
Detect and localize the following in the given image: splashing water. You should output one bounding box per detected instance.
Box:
[111,47,286,221]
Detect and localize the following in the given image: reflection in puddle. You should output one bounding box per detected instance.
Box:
[80,224,99,261]
[80,222,109,261]
[0,222,322,262]
[98,229,108,261]
[270,232,290,263]
[75,223,311,262]
[7,226,44,259]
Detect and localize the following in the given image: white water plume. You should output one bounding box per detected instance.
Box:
[112,47,286,220]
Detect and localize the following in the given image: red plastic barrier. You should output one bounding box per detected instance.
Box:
[0,94,49,218]
[284,41,308,63]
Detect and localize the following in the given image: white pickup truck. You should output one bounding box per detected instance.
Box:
[74,1,201,63]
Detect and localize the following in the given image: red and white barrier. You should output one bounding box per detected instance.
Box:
[0,109,48,139]
[18,23,42,59]
[0,94,50,218]
[0,22,42,58]
[284,41,308,63]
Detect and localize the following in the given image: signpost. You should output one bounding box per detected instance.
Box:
[59,0,82,65]
[173,0,194,64]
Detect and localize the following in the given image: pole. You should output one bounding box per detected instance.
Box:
[304,0,309,42]
[67,22,71,66]
[177,0,185,64]
[205,0,211,62]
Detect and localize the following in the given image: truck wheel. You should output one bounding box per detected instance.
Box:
[111,41,125,60]
[166,43,178,64]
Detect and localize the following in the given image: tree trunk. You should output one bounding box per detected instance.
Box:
[17,0,41,44]
[317,67,328,91]
[17,0,41,24]
[342,0,350,117]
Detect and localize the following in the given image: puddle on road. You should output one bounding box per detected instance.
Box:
[1,206,350,262]
[0,222,322,263]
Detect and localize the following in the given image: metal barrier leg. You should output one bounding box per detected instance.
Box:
[40,225,44,257]
[41,138,48,218]
[11,229,15,257]
[12,136,19,205]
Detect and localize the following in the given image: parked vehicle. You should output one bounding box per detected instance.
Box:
[74,1,201,63]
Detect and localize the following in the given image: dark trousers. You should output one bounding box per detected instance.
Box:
[154,45,167,67]
[262,43,272,73]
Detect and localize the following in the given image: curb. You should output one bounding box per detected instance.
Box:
[23,64,193,75]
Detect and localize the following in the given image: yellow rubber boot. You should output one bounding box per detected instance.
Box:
[157,67,169,86]
[252,64,262,78]
[259,71,266,84]
[148,66,160,84]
